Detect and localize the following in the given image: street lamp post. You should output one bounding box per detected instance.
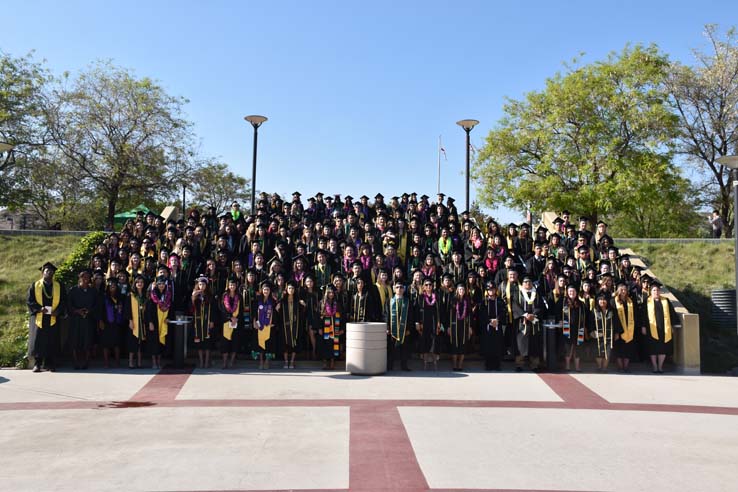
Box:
[456,119,479,212]
[717,155,738,335]
[244,115,268,215]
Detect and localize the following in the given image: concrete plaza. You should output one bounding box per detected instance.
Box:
[1,364,737,492]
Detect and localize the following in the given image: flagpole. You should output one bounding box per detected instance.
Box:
[437,135,442,195]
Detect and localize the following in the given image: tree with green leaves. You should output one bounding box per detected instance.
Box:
[0,51,50,206]
[473,45,685,230]
[666,24,738,237]
[190,161,252,215]
[44,60,200,228]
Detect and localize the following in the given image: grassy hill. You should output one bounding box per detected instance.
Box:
[0,234,80,366]
[620,240,738,373]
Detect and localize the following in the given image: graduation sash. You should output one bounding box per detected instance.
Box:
[222,295,240,341]
[593,310,613,359]
[257,299,274,350]
[34,280,61,327]
[615,298,635,343]
[389,297,410,344]
[648,298,672,343]
[376,283,391,310]
[283,298,300,347]
[130,293,147,341]
[323,313,341,357]
[562,304,585,345]
[193,297,210,342]
[157,308,168,345]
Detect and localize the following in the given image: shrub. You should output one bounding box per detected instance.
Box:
[55,231,107,287]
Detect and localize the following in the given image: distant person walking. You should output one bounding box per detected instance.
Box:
[709,210,724,238]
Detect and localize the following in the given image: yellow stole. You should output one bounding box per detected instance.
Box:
[615,298,635,343]
[34,280,61,327]
[157,308,168,345]
[648,298,672,343]
[376,283,391,309]
[222,297,240,341]
[131,293,141,338]
[505,281,514,323]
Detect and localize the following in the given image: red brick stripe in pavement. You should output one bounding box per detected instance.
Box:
[129,366,194,401]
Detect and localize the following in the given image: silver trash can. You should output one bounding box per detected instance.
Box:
[346,322,387,375]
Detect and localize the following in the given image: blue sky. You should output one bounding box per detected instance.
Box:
[4,0,734,222]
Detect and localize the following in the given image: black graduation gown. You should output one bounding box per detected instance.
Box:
[219,292,243,354]
[100,293,126,349]
[278,295,304,353]
[448,297,472,355]
[417,294,441,354]
[192,293,217,350]
[67,285,99,352]
[27,280,67,360]
[646,298,678,356]
[479,296,506,369]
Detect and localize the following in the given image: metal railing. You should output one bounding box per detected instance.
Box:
[0,229,94,237]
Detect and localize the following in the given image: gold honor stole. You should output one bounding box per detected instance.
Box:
[648,298,672,343]
[130,294,145,339]
[158,308,169,345]
[34,280,60,327]
[223,302,240,341]
[615,298,635,343]
[505,281,514,323]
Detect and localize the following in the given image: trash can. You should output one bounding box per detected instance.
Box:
[543,319,560,372]
[168,316,192,368]
[346,322,387,375]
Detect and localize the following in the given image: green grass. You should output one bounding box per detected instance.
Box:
[0,235,80,367]
[620,241,738,373]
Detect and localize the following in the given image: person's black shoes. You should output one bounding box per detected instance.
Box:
[32,365,41,373]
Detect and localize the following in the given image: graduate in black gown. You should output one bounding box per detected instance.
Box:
[100,278,126,367]
[591,292,620,372]
[191,275,216,369]
[219,275,242,369]
[301,275,321,360]
[278,280,304,369]
[254,281,277,369]
[642,281,679,373]
[612,280,637,373]
[68,270,98,370]
[27,262,66,372]
[319,285,343,370]
[385,281,416,371]
[448,282,472,371]
[557,284,589,372]
[126,274,148,368]
[417,277,441,370]
[145,275,172,369]
[479,280,506,371]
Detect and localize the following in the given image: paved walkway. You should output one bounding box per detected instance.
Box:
[1,364,737,492]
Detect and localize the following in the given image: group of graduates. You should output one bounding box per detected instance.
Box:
[27,191,679,374]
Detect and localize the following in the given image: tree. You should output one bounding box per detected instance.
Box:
[190,162,251,215]
[666,25,738,236]
[0,51,50,206]
[44,61,200,228]
[473,45,681,227]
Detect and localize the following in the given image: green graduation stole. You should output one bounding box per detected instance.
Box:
[389,297,410,343]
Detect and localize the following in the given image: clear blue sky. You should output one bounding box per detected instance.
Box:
[5,0,735,223]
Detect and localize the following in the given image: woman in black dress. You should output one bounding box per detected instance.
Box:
[254,281,277,369]
[448,282,472,371]
[642,281,678,373]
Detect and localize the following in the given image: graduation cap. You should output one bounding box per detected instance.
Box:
[437,192,446,198]
[308,197,316,202]
[485,279,497,289]
[598,234,614,244]
[292,191,301,197]
[535,225,548,234]
[345,195,353,201]
[553,217,564,225]
[640,274,652,283]
[454,281,466,289]
[651,279,663,288]
[157,265,171,273]
[596,292,609,301]
[579,216,589,222]
[324,195,333,201]
[533,240,545,248]
[195,275,209,284]
[315,192,324,197]
[578,244,590,252]
[615,279,628,289]
[441,272,454,281]
[550,232,561,239]
[334,194,341,200]
[447,197,456,203]
[507,222,518,229]
[360,195,369,200]
[598,272,613,280]
[155,275,168,284]
[391,196,399,201]
[597,220,608,227]
[40,262,58,272]
[420,194,429,200]
[410,192,418,198]
[561,209,571,216]
[106,277,119,285]
[374,193,384,199]
[619,254,631,262]
[133,273,146,283]
[521,275,534,283]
